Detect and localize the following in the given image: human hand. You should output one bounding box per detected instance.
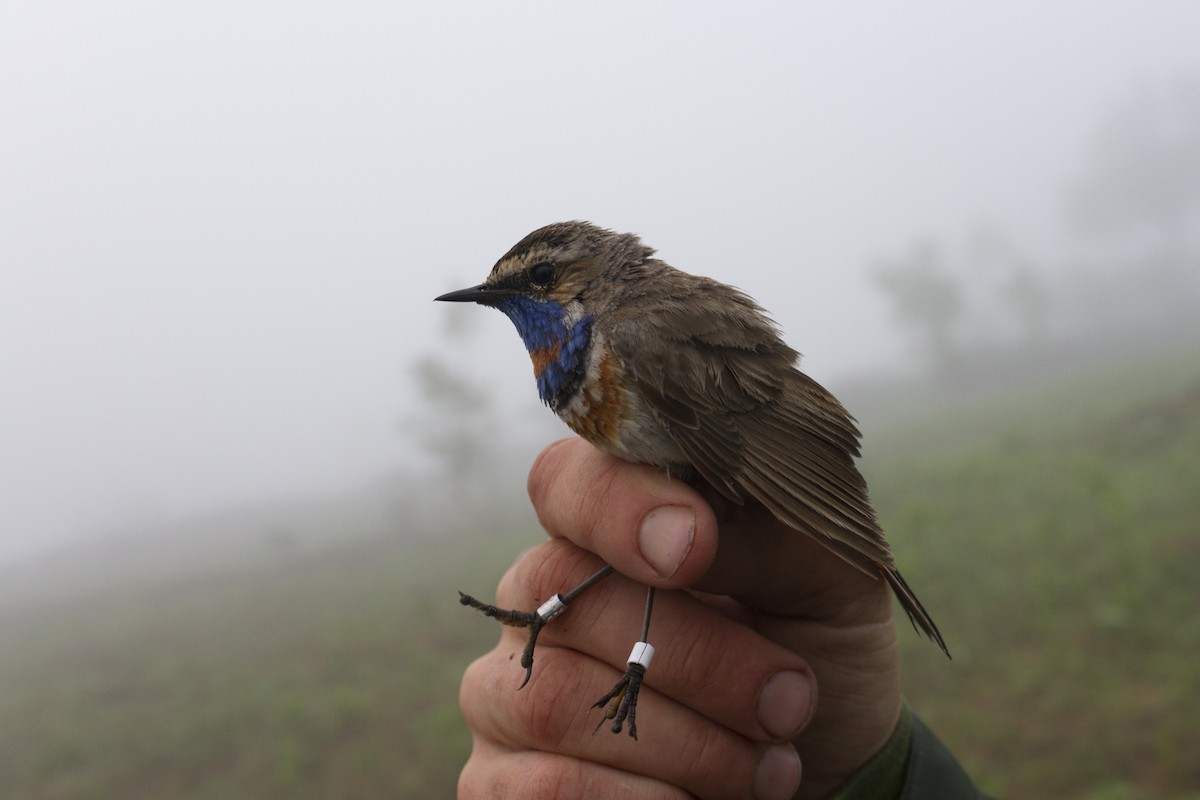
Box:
[458,437,902,800]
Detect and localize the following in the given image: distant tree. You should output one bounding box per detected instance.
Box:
[966,222,1018,273]
[1065,81,1200,243]
[968,224,1053,346]
[871,239,964,373]
[1064,81,1200,334]
[999,264,1051,346]
[407,301,495,493]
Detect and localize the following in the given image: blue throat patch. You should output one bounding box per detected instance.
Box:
[489,295,592,409]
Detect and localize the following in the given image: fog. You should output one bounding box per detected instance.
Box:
[3,2,1199,564]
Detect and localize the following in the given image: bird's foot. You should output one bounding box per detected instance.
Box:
[459,590,567,689]
[592,661,648,740]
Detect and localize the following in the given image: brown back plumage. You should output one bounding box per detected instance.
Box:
[600,257,948,656]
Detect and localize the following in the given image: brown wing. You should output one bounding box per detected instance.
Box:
[605,269,948,655]
[606,272,891,571]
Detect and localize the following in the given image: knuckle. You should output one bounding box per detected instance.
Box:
[460,645,539,744]
[528,437,634,555]
[577,455,625,546]
[496,540,596,610]
[509,649,594,748]
[527,438,575,512]
[473,755,610,800]
[458,752,578,800]
[458,654,498,731]
[673,723,736,789]
[456,754,498,800]
[508,758,584,799]
[521,543,572,600]
[665,616,731,699]
[494,546,537,609]
[460,637,607,744]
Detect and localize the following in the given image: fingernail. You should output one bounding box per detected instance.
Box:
[757,670,814,740]
[637,505,694,578]
[754,744,801,800]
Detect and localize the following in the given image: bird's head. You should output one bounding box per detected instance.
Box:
[436,221,652,309]
[435,221,654,351]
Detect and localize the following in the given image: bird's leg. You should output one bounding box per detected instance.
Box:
[592,586,656,740]
[459,563,615,689]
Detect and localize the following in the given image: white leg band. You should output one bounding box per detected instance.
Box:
[536,594,567,622]
[627,641,655,669]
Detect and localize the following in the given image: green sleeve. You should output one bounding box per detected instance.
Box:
[830,706,991,800]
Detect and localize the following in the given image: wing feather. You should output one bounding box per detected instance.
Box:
[604,264,948,655]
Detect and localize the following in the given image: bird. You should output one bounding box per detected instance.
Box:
[435,221,948,739]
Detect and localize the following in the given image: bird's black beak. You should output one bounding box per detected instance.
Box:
[434,283,508,304]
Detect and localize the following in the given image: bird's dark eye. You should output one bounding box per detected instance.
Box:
[529,262,556,288]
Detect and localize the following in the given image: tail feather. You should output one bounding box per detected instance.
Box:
[884,566,950,658]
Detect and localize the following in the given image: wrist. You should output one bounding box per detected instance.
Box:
[827,704,912,800]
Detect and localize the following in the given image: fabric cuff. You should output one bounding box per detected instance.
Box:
[828,705,912,800]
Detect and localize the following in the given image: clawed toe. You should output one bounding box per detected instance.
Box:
[592,662,647,740]
[458,591,565,688]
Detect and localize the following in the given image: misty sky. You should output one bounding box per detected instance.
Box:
[3,1,1199,563]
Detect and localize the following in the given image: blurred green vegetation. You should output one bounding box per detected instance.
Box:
[866,355,1200,799]
[0,506,536,799]
[2,351,1199,799]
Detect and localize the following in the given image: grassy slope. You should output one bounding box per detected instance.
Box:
[2,352,1198,798]
[0,508,535,800]
[866,355,1200,799]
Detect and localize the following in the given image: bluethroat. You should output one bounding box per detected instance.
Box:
[436,221,948,739]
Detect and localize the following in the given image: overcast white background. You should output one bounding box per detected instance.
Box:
[3,1,1199,563]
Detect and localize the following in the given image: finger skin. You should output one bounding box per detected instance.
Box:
[464,437,903,799]
[528,438,720,589]
[460,632,797,800]
[459,738,690,800]
[489,539,816,744]
[528,437,888,619]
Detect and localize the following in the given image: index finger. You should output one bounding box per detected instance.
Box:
[528,437,886,620]
[527,438,719,589]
